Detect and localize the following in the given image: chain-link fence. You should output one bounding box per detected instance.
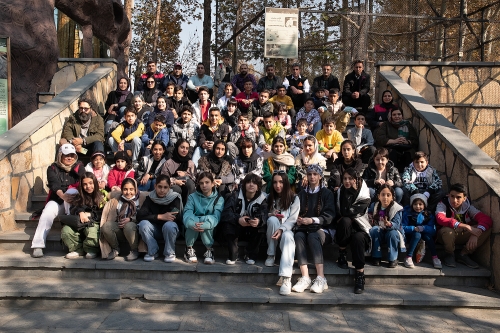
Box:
[214,0,500,89]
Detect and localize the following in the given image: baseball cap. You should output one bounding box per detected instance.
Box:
[174,62,182,68]
[60,143,76,155]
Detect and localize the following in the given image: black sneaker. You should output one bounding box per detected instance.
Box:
[337,250,348,269]
[184,247,198,263]
[443,253,456,267]
[354,271,365,294]
[372,257,381,266]
[456,253,479,269]
[388,260,398,268]
[203,248,215,265]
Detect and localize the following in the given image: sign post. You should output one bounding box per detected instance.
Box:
[0,36,11,134]
[264,8,298,59]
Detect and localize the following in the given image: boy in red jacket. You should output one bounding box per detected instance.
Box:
[435,183,492,268]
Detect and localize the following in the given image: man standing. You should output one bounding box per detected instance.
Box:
[164,62,189,91]
[342,60,371,113]
[186,63,214,103]
[60,98,105,156]
[136,61,165,92]
[312,64,340,94]
[214,54,234,99]
[257,64,281,97]
[231,63,257,94]
[283,63,310,118]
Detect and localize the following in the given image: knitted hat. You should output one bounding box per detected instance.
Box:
[410,193,428,207]
[307,164,324,178]
[114,151,131,164]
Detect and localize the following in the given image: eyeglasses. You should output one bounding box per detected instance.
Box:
[273,170,286,175]
[147,81,155,84]
[79,107,90,112]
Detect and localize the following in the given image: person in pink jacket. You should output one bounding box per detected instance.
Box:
[435,183,492,269]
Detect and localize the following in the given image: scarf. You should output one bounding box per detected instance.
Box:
[171,144,191,172]
[388,109,411,139]
[117,191,140,221]
[238,141,259,171]
[116,89,130,104]
[269,151,295,170]
[300,138,325,166]
[149,189,184,212]
[56,150,78,173]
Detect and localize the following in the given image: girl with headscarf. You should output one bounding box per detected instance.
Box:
[368,90,398,130]
[104,77,132,132]
[197,140,234,194]
[233,137,263,188]
[262,136,296,193]
[31,144,85,258]
[294,135,326,191]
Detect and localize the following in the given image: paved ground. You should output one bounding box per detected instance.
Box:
[0,307,500,332]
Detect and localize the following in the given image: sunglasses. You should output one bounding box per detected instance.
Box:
[273,170,286,175]
[79,107,90,112]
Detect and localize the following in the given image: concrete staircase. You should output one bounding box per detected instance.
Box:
[0,191,498,311]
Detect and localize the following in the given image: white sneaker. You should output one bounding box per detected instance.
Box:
[292,276,312,293]
[203,248,215,264]
[164,254,176,263]
[32,248,44,258]
[279,277,292,295]
[85,252,97,259]
[265,255,275,267]
[276,276,284,286]
[244,256,255,265]
[144,253,158,262]
[65,251,81,259]
[184,247,198,263]
[310,276,328,293]
[225,259,236,265]
[404,257,415,268]
[433,257,443,269]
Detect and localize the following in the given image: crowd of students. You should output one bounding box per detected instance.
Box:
[29,59,493,297]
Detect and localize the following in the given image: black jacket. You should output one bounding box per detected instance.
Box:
[47,162,85,204]
[328,156,364,190]
[136,196,182,225]
[312,75,340,93]
[343,71,370,96]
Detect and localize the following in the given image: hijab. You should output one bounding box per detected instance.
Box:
[116,77,131,104]
[300,137,326,166]
[388,109,411,139]
[207,140,227,175]
[117,179,140,221]
[380,90,396,110]
[56,149,78,173]
[149,188,183,212]
[171,140,191,172]
[143,77,158,103]
[237,139,260,171]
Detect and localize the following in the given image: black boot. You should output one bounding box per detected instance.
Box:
[354,271,365,294]
[337,249,348,269]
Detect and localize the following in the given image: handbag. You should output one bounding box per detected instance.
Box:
[55,215,94,230]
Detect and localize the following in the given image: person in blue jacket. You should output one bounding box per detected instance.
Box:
[402,193,442,269]
[182,171,224,265]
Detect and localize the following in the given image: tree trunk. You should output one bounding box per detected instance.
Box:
[152,0,162,63]
[202,0,212,68]
[123,0,133,75]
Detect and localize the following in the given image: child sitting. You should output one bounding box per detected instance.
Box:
[228,114,259,157]
[220,97,241,131]
[362,147,403,203]
[248,89,274,127]
[402,151,443,210]
[269,85,295,119]
[274,103,292,134]
[217,83,234,109]
[258,112,286,156]
[315,117,343,167]
[235,79,259,114]
[290,118,308,157]
[435,183,492,269]
[402,193,441,269]
[322,88,351,133]
[296,98,321,135]
[141,114,169,157]
[109,107,145,165]
[169,105,199,159]
[85,151,110,190]
[312,88,327,111]
[107,151,135,192]
[347,113,376,164]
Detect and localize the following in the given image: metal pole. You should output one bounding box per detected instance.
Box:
[458,0,465,60]
[481,8,485,61]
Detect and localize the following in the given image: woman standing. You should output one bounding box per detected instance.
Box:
[32,144,85,258]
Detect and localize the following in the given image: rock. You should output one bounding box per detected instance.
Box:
[10,150,32,175]
[0,177,12,210]
[50,66,77,94]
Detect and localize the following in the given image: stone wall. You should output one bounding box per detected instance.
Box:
[377,61,500,163]
[0,66,116,232]
[377,70,500,290]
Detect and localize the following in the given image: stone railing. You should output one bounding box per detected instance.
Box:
[377,69,500,289]
[0,66,116,231]
[376,61,500,163]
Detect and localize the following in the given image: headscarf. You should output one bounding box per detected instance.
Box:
[116,77,131,104]
[117,178,140,221]
[56,144,78,173]
[143,75,158,104]
[207,140,227,175]
[237,139,260,172]
[306,164,324,178]
[300,137,326,166]
[388,109,411,139]
[380,90,395,110]
[149,188,184,212]
[171,140,191,172]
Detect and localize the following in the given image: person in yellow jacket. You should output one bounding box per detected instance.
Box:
[315,117,343,168]
[109,107,145,165]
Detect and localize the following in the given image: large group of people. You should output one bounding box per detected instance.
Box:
[30,58,492,297]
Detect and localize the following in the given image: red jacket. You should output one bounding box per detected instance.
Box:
[435,197,492,232]
[107,167,135,189]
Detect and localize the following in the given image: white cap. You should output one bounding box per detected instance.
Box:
[60,143,76,155]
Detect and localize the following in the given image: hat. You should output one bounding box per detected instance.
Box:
[60,143,76,155]
[306,164,324,178]
[114,151,131,164]
[174,62,182,68]
[410,193,428,207]
[91,151,105,160]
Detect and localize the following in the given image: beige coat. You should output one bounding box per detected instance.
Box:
[99,191,149,258]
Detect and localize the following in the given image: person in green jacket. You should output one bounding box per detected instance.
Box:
[262,136,297,193]
[183,171,224,264]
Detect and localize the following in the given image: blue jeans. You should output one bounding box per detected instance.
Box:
[370,226,400,261]
[405,230,437,257]
[192,147,209,168]
[369,186,403,204]
[308,122,322,135]
[290,146,301,157]
[108,136,142,163]
[138,220,179,256]
[138,179,156,192]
